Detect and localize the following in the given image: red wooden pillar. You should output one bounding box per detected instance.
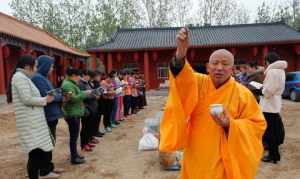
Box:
[117,53,122,70]
[294,45,300,70]
[144,51,150,90]
[99,53,105,71]
[47,55,55,85]
[31,51,37,58]
[52,56,58,87]
[260,46,268,66]
[107,53,113,73]
[90,53,97,71]
[75,58,80,69]
[62,57,68,76]
[0,43,6,94]
[151,51,159,89]
[252,47,258,58]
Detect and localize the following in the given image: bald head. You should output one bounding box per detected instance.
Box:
[209,49,234,66]
[207,49,235,88]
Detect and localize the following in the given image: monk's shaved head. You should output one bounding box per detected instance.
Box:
[207,49,235,88]
[209,49,234,66]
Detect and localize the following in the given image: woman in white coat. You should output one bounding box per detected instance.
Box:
[7,55,59,179]
[260,52,287,164]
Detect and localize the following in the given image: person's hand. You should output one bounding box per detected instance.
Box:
[211,108,230,129]
[84,90,93,95]
[46,95,55,103]
[176,27,189,60]
[62,92,73,102]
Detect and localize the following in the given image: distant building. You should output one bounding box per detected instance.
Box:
[0,12,89,95]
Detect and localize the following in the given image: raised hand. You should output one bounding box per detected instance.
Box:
[176,27,189,60]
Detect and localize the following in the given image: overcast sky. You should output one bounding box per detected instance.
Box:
[0,0,288,22]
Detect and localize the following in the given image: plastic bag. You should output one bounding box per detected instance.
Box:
[144,117,160,133]
[138,133,159,151]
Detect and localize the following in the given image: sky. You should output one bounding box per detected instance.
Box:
[0,0,288,22]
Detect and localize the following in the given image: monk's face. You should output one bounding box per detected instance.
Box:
[207,49,234,87]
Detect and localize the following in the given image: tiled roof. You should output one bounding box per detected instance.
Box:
[0,12,89,57]
[88,22,300,52]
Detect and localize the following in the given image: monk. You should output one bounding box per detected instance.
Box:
[159,28,267,179]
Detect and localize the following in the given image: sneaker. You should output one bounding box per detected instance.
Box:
[111,124,117,128]
[71,157,86,165]
[105,127,112,133]
[40,172,60,179]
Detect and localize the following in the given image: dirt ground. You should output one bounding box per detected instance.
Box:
[0,91,299,179]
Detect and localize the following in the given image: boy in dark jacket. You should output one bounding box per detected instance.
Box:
[31,55,63,177]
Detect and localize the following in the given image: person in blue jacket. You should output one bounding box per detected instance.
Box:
[31,55,64,176]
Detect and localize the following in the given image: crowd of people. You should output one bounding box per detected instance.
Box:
[7,55,147,179]
[6,28,288,179]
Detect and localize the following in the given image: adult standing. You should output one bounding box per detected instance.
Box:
[160,28,266,179]
[9,55,58,179]
[31,55,64,176]
[260,52,287,164]
[61,67,91,164]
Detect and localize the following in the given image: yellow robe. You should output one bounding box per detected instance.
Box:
[160,61,266,179]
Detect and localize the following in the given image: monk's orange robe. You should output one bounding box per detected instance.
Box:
[159,61,266,179]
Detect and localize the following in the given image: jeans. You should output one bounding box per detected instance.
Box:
[65,117,80,159]
[110,97,118,124]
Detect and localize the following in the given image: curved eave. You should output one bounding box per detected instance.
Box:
[0,31,89,58]
[87,40,300,53]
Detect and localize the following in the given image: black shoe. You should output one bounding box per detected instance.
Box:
[97,131,105,136]
[262,156,277,164]
[76,155,85,160]
[71,157,86,165]
[115,121,120,125]
[95,133,104,138]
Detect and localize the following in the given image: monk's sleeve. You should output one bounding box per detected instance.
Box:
[225,90,267,179]
[159,60,199,152]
